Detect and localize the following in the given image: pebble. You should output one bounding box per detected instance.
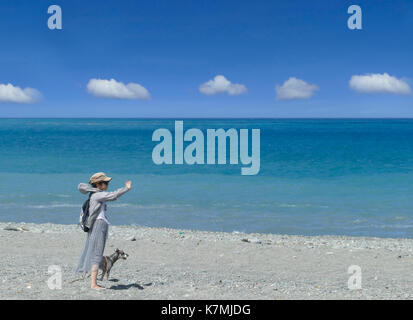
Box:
[4,226,29,232]
[241,237,261,244]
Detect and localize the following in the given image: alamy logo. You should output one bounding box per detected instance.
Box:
[347,265,362,290]
[47,265,62,290]
[347,5,362,30]
[47,5,62,30]
[152,121,260,175]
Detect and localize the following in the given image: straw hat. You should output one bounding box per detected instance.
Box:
[89,172,112,185]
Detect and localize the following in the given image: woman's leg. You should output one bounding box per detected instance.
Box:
[90,270,100,289]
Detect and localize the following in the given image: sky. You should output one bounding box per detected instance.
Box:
[0,0,412,118]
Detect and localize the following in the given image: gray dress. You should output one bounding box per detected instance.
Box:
[75,183,130,274]
[76,218,109,273]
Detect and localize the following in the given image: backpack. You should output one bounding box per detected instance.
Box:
[79,192,94,232]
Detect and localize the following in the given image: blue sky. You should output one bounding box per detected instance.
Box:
[0,0,412,117]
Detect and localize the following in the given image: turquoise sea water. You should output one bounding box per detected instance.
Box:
[1,118,413,238]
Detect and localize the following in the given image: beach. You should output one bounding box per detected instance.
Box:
[1,221,413,300]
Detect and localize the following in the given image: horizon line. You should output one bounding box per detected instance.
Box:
[1,117,413,120]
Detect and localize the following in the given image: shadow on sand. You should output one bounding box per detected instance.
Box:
[109,282,153,290]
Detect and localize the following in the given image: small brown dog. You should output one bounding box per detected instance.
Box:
[99,248,129,280]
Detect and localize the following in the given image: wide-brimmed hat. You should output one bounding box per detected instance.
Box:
[89,172,112,185]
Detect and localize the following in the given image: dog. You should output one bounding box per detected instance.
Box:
[99,248,129,280]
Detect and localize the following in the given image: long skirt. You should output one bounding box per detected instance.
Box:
[75,219,109,274]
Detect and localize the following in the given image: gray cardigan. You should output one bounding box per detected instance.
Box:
[78,183,130,230]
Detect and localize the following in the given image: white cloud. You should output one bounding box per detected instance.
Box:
[349,73,411,95]
[87,78,150,100]
[199,75,247,96]
[0,83,41,103]
[275,77,319,100]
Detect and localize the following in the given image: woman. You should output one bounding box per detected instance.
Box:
[76,172,132,289]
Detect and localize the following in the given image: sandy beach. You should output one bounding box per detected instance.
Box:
[1,221,413,300]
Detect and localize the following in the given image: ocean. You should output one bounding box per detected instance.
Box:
[1,118,413,238]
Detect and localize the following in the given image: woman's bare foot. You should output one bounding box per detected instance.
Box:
[90,270,106,289]
[91,284,106,290]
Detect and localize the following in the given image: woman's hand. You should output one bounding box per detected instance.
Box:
[125,181,132,189]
